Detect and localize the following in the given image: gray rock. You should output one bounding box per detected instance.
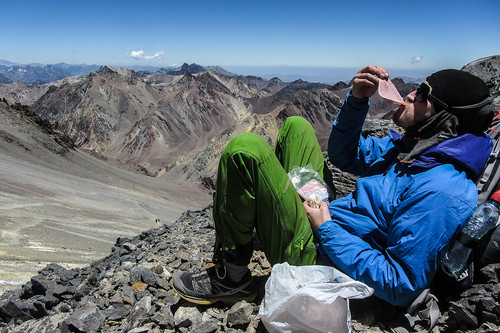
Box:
[450,301,479,328]
[151,306,175,329]
[174,305,202,328]
[127,295,153,329]
[480,263,500,283]
[122,242,138,252]
[226,301,254,327]
[51,284,76,300]
[103,305,130,321]
[42,263,79,282]
[127,324,153,333]
[191,318,221,333]
[0,300,34,322]
[30,276,55,295]
[129,264,157,286]
[31,300,48,318]
[63,304,105,333]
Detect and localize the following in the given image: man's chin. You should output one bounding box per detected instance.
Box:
[391,104,407,128]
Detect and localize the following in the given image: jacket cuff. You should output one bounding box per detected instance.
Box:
[345,90,370,111]
[316,219,334,241]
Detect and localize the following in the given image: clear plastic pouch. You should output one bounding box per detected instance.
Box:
[287,164,334,203]
[259,263,373,333]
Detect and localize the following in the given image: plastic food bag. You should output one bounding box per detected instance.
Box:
[287,165,333,203]
[259,263,373,333]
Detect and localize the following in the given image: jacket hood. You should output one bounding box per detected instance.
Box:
[390,130,493,181]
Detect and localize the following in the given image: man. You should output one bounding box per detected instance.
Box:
[173,65,494,307]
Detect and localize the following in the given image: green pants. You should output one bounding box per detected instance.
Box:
[213,116,325,266]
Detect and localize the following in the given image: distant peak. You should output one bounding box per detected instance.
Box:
[98,65,118,75]
[179,71,195,83]
[97,65,132,77]
[166,63,207,76]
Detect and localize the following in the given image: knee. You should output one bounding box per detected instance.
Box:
[222,132,271,159]
[284,116,311,129]
[279,116,315,139]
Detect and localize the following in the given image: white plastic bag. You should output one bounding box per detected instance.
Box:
[259,263,373,333]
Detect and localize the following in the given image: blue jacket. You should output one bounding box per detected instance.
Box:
[318,92,493,307]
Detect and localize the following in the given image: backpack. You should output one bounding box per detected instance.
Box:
[395,111,500,333]
[438,112,500,287]
[473,113,500,269]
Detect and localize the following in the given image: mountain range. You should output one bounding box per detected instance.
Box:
[0,61,238,85]
[2,56,499,190]
[0,62,405,187]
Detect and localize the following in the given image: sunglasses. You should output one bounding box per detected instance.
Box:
[414,81,493,111]
[414,81,449,109]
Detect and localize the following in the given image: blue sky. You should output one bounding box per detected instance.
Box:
[1,0,499,82]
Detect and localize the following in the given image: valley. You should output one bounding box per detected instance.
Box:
[0,101,211,293]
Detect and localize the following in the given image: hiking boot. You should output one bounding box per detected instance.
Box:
[172,265,256,305]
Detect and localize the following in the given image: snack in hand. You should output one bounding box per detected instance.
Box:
[308,195,322,209]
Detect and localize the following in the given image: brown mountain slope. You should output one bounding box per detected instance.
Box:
[29,66,344,182]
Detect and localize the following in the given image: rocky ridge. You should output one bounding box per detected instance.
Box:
[1,197,500,333]
[0,100,74,156]
[462,55,500,108]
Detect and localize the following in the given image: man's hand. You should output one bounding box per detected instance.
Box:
[351,65,390,99]
[303,200,331,233]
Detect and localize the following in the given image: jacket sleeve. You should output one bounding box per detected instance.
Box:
[328,91,393,175]
[317,187,473,307]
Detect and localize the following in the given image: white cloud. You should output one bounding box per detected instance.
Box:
[130,50,145,59]
[411,56,423,64]
[145,51,164,60]
[129,50,164,60]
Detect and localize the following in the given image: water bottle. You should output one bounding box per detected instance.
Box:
[440,189,500,281]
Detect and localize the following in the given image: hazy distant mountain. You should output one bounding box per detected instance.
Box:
[206,65,237,77]
[0,73,13,84]
[53,62,100,76]
[0,59,19,66]
[0,62,98,84]
[161,63,207,75]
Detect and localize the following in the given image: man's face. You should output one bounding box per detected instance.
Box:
[392,90,436,128]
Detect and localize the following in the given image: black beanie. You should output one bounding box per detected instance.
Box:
[427,69,494,133]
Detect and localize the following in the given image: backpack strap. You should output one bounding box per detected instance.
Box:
[392,289,440,333]
[477,113,500,203]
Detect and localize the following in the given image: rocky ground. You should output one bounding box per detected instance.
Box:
[1,167,500,332]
